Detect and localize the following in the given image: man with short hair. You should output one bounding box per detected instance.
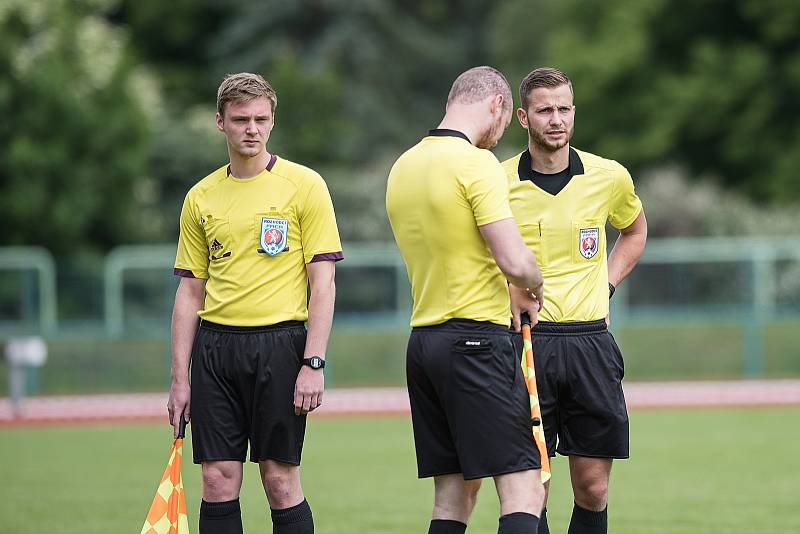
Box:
[168,72,343,534]
[503,67,647,534]
[386,66,546,534]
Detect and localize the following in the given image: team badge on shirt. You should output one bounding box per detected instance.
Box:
[579,227,599,259]
[260,217,289,256]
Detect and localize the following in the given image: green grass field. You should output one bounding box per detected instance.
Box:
[1,408,798,533]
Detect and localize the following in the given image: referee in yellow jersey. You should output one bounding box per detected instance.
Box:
[503,67,647,534]
[167,73,343,534]
[387,66,546,534]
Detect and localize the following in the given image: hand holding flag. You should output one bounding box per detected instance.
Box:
[141,416,190,534]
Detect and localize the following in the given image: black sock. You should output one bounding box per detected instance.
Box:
[538,508,550,534]
[199,498,242,534]
[271,498,314,534]
[567,502,607,534]
[428,519,467,534]
[498,512,539,534]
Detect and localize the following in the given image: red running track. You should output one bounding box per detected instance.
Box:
[1,380,799,426]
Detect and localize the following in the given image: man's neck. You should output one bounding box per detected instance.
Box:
[227,150,271,179]
[437,104,492,147]
[528,142,570,174]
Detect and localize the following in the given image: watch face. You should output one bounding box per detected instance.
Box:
[309,356,324,369]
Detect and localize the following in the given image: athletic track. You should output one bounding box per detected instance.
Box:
[1,380,799,426]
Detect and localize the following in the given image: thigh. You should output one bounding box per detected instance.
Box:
[559,332,629,458]
[250,326,308,464]
[190,327,250,464]
[449,332,540,480]
[407,329,461,478]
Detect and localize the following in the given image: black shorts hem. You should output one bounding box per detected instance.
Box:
[194,456,246,465]
[556,448,630,460]
[417,468,462,480]
[250,455,302,466]
[463,461,540,481]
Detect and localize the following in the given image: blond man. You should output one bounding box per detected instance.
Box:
[168,72,343,534]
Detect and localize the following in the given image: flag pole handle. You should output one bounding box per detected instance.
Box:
[177,414,187,439]
[521,312,532,328]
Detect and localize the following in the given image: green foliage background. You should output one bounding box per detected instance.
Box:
[2,0,800,253]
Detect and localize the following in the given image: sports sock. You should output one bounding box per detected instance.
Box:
[428,519,467,534]
[567,502,607,534]
[271,498,314,534]
[498,512,539,533]
[199,498,242,534]
[538,508,550,534]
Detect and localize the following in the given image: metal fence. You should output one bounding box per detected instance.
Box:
[1,238,799,394]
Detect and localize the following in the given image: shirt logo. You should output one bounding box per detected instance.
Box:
[579,227,599,259]
[260,217,289,256]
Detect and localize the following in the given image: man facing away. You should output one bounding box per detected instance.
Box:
[503,67,647,534]
[168,72,343,534]
[386,65,546,534]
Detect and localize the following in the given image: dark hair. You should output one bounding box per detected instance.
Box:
[519,67,573,109]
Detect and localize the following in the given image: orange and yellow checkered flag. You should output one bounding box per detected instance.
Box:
[521,320,551,484]
[141,417,190,534]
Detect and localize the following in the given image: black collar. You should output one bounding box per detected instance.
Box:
[427,128,472,144]
[517,146,585,181]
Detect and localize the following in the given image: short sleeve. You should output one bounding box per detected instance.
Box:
[608,166,643,230]
[463,152,514,226]
[299,175,344,264]
[174,191,210,279]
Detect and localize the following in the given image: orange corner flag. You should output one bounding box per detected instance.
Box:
[521,321,551,484]
[141,417,190,534]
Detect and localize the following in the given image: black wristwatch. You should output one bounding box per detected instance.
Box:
[302,356,326,370]
[609,282,616,299]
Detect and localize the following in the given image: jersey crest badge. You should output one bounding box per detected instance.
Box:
[579,227,599,259]
[260,217,289,256]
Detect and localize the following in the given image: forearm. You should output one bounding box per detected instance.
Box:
[171,286,203,385]
[608,231,646,287]
[305,279,335,359]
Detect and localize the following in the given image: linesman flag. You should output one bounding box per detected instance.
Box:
[141,416,190,534]
[521,317,551,484]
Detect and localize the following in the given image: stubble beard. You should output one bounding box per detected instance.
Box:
[529,123,574,153]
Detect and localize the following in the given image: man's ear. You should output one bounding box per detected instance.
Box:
[516,107,529,128]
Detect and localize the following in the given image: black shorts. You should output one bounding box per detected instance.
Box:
[406,319,541,480]
[511,319,629,459]
[190,320,307,465]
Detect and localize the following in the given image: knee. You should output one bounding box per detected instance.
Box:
[573,477,608,510]
[202,463,241,501]
[433,479,482,522]
[261,465,301,508]
[463,479,481,510]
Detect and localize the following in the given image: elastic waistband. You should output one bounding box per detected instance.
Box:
[413,318,509,334]
[532,319,607,335]
[199,320,305,333]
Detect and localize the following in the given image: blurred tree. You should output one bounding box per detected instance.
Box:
[207,0,502,165]
[0,0,156,255]
[544,0,800,202]
[112,0,230,105]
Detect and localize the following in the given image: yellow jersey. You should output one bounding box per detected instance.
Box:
[174,155,343,326]
[387,130,515,327]
[502,147,642,322]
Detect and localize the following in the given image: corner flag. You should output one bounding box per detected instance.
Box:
[141,416,190,534]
